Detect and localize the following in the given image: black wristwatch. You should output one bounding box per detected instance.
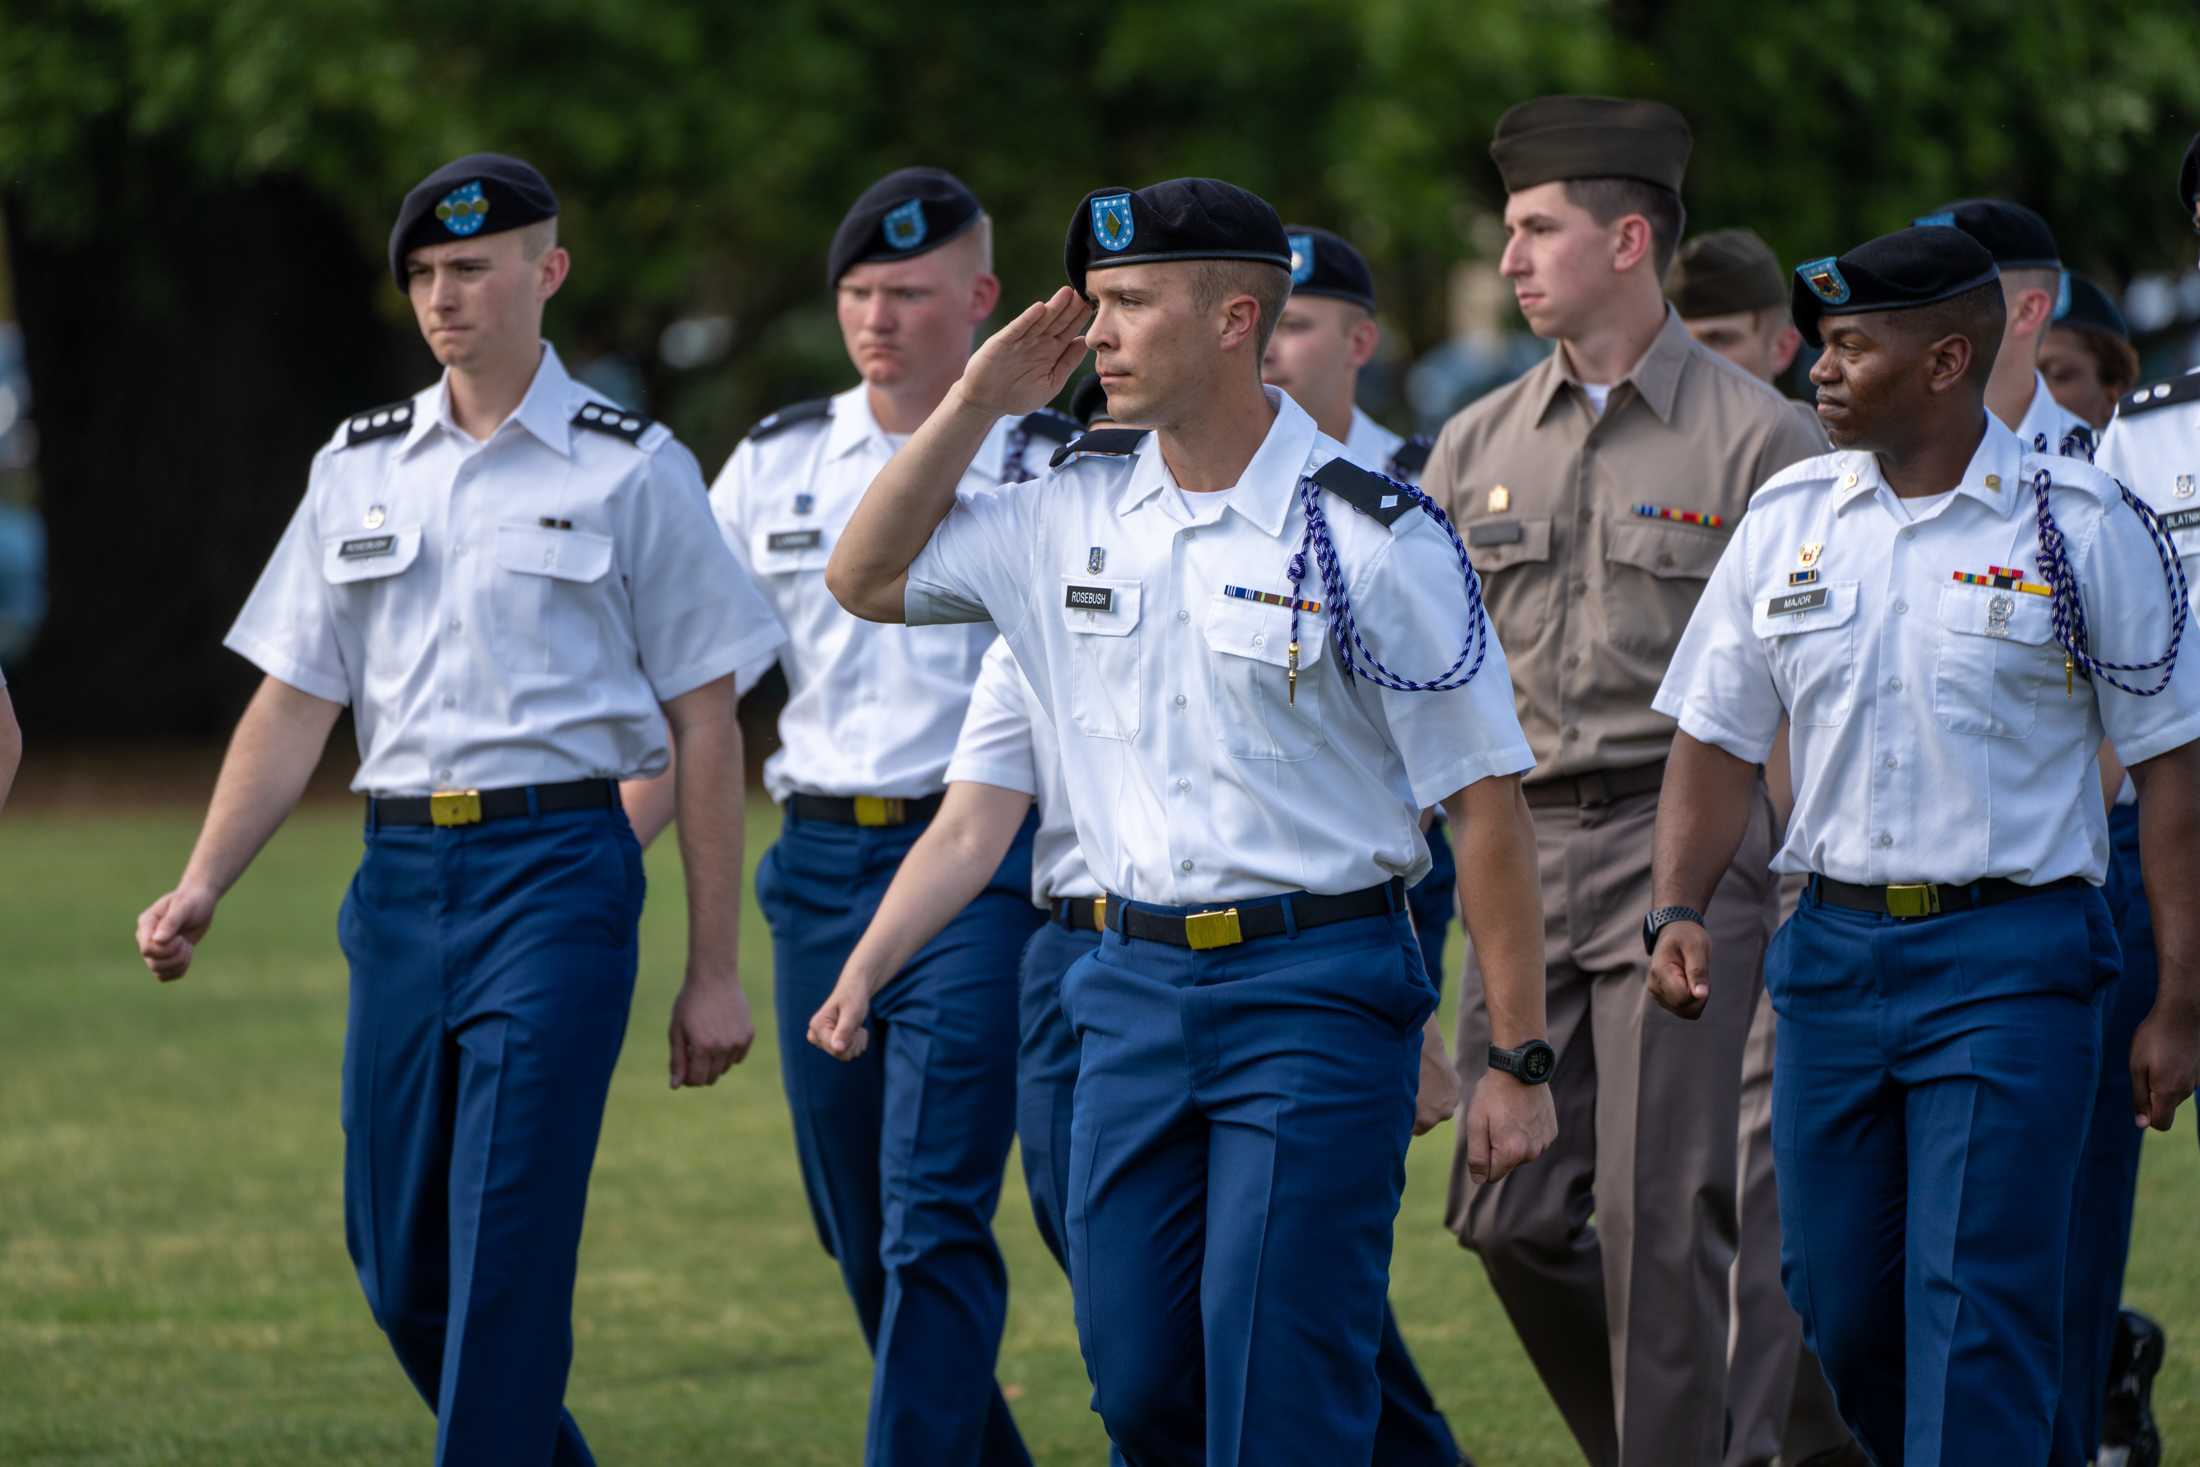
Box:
[1643,905,1707,956]
[1488,1039,1557,1085]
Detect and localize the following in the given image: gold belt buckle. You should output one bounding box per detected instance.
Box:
[1184,908,1244,951]
[1092,896,1108,931]
[429,790,483,827]
[853,795,906,827]
[1884,883,1941,918]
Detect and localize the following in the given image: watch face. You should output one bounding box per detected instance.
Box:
[1522,1044,1556,1083]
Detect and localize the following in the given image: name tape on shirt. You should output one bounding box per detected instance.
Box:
[766,528,824,552]
[2159,507,2200,533]
[1767,587,1828,616]
[339,535,397,560]
[1064,584,1115,612]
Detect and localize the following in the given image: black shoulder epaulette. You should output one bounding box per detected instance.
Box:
[746,397,833,443]
[574,402,653,443]
[341,399,418,448]
[1312,457,1414,527]
[2121,374,2200,419]
[1050,426,1146,469]
[1387,435,1433,478]
[1019,408,1080,445]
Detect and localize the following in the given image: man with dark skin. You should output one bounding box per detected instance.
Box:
[1646,225,2200,1467]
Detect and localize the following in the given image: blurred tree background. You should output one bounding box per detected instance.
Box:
[2,0,2195,736]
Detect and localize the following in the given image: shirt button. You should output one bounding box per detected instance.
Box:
[1657,553,1675,569]
[1570,580,1587,596]
[1252,634,1266,648]
[438,768,454,783]
[1176,778,1190,792]
[1889,677,1903,691]
[1892,599,1908,614]
[1180,859,1194,872]
[1561,727,1578,741]
[441,694,456,709]
[1879,833,1894,848]
[1177,609,1190,622]
[1174,694,1187,708]
[451,541,466,558]
[1562,654,1579,670]
[447,617,463,633]
[1577,508,1592,524]
[1884,755,1898,770]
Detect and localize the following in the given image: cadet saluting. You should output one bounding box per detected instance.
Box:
[133,155,782,1464]
[827,177,1555,1465]
[1647,224,2200,1467]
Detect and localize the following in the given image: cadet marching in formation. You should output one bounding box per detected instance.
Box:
[124,93,2200,1467]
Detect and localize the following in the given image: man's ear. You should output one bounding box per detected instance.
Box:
[1611,215,1656,275]
[968,271,1001,322]
[1770,324,1802,377]
[1923,331,1975,395]
[538,246,571,302]
[1346,314,1381,370]
[1219,293,1262,354]
[2013,285,2056,338]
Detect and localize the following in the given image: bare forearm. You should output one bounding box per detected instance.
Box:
[825,383,999,622]
[2132,746,2200,1018]
[0,689,18,814]
[180,677,342,894]
[2099,740,2128,815]
[1445,775,1545,1048]
[842,783,1030,998]
[673,711,745,975]
[1651,732,1759,912]
[621,753,679,849]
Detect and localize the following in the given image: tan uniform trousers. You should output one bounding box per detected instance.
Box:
[1725,875,1855,1467]
[1447,782,1772,1467]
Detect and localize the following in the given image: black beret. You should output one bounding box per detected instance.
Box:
[2052,274,2130,343]
[1068,372,1113,428]
[389,153,558,292]
[2181,133,2200,221]
[1284,225,1376,311]
[1490,95,1691,195]
[827,167,983,287]
[1065,178,1291,296]
[1912,198,2059,271]
[1792,226,2000,349]
[1667,228,1787,318]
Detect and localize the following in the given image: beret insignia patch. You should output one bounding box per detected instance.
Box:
[1288,232,1314,286]
[436,181,490,237]
[1091,192,1135,253]
[883,198,927,251]
[1798,257,1851,305]
[1912,210,1955,229]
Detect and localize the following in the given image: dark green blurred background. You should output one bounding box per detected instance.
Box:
[3,0,2197,739]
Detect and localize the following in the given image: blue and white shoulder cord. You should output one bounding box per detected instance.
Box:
[2031,428,2188,697]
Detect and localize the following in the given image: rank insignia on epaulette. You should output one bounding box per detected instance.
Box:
[794,493,815,516]
[575,403,650,442]
[2176,474,2195,500]
[1223,585,1321,614]
[1634,503,1725,529]
[345,401,416,447]
[1787,568,1818,587]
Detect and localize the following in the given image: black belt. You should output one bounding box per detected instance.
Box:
[1812,874,2087,920]
[370,778,616,828]
[1105,879,1404,950]
[786,792,945,827]
[1523,760,1666,809]
[1053,896,1108,932]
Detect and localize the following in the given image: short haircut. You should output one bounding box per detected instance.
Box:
[1192,260,1294,357]
[1897,279,2007,387]
[1563,177,1687,276]
[2051,323,2141,398]
[520,218,558,260]
[954,212,995,274]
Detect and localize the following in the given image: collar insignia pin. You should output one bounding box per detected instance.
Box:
[1488,485,1510,513]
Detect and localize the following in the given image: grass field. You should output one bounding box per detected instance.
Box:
[4,801,2199,1464]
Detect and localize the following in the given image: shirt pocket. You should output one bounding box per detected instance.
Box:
[1604,517,1727,656]
[492,521,616,674]
[320,527,424,647]
[1464,516,1553,633]
[1933,584,2058,739]
[1059,575,1143,741]
[1751,579,1859,728]
[1202,594,1329,762]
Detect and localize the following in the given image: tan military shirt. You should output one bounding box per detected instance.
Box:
[1424,308,1826,782]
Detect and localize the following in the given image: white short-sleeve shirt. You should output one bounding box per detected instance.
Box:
[709,383,1060,804]
[225,343,784,795]
[944,638,1097,905]
[905,387,1534,904]
[1655,413,2200,886]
